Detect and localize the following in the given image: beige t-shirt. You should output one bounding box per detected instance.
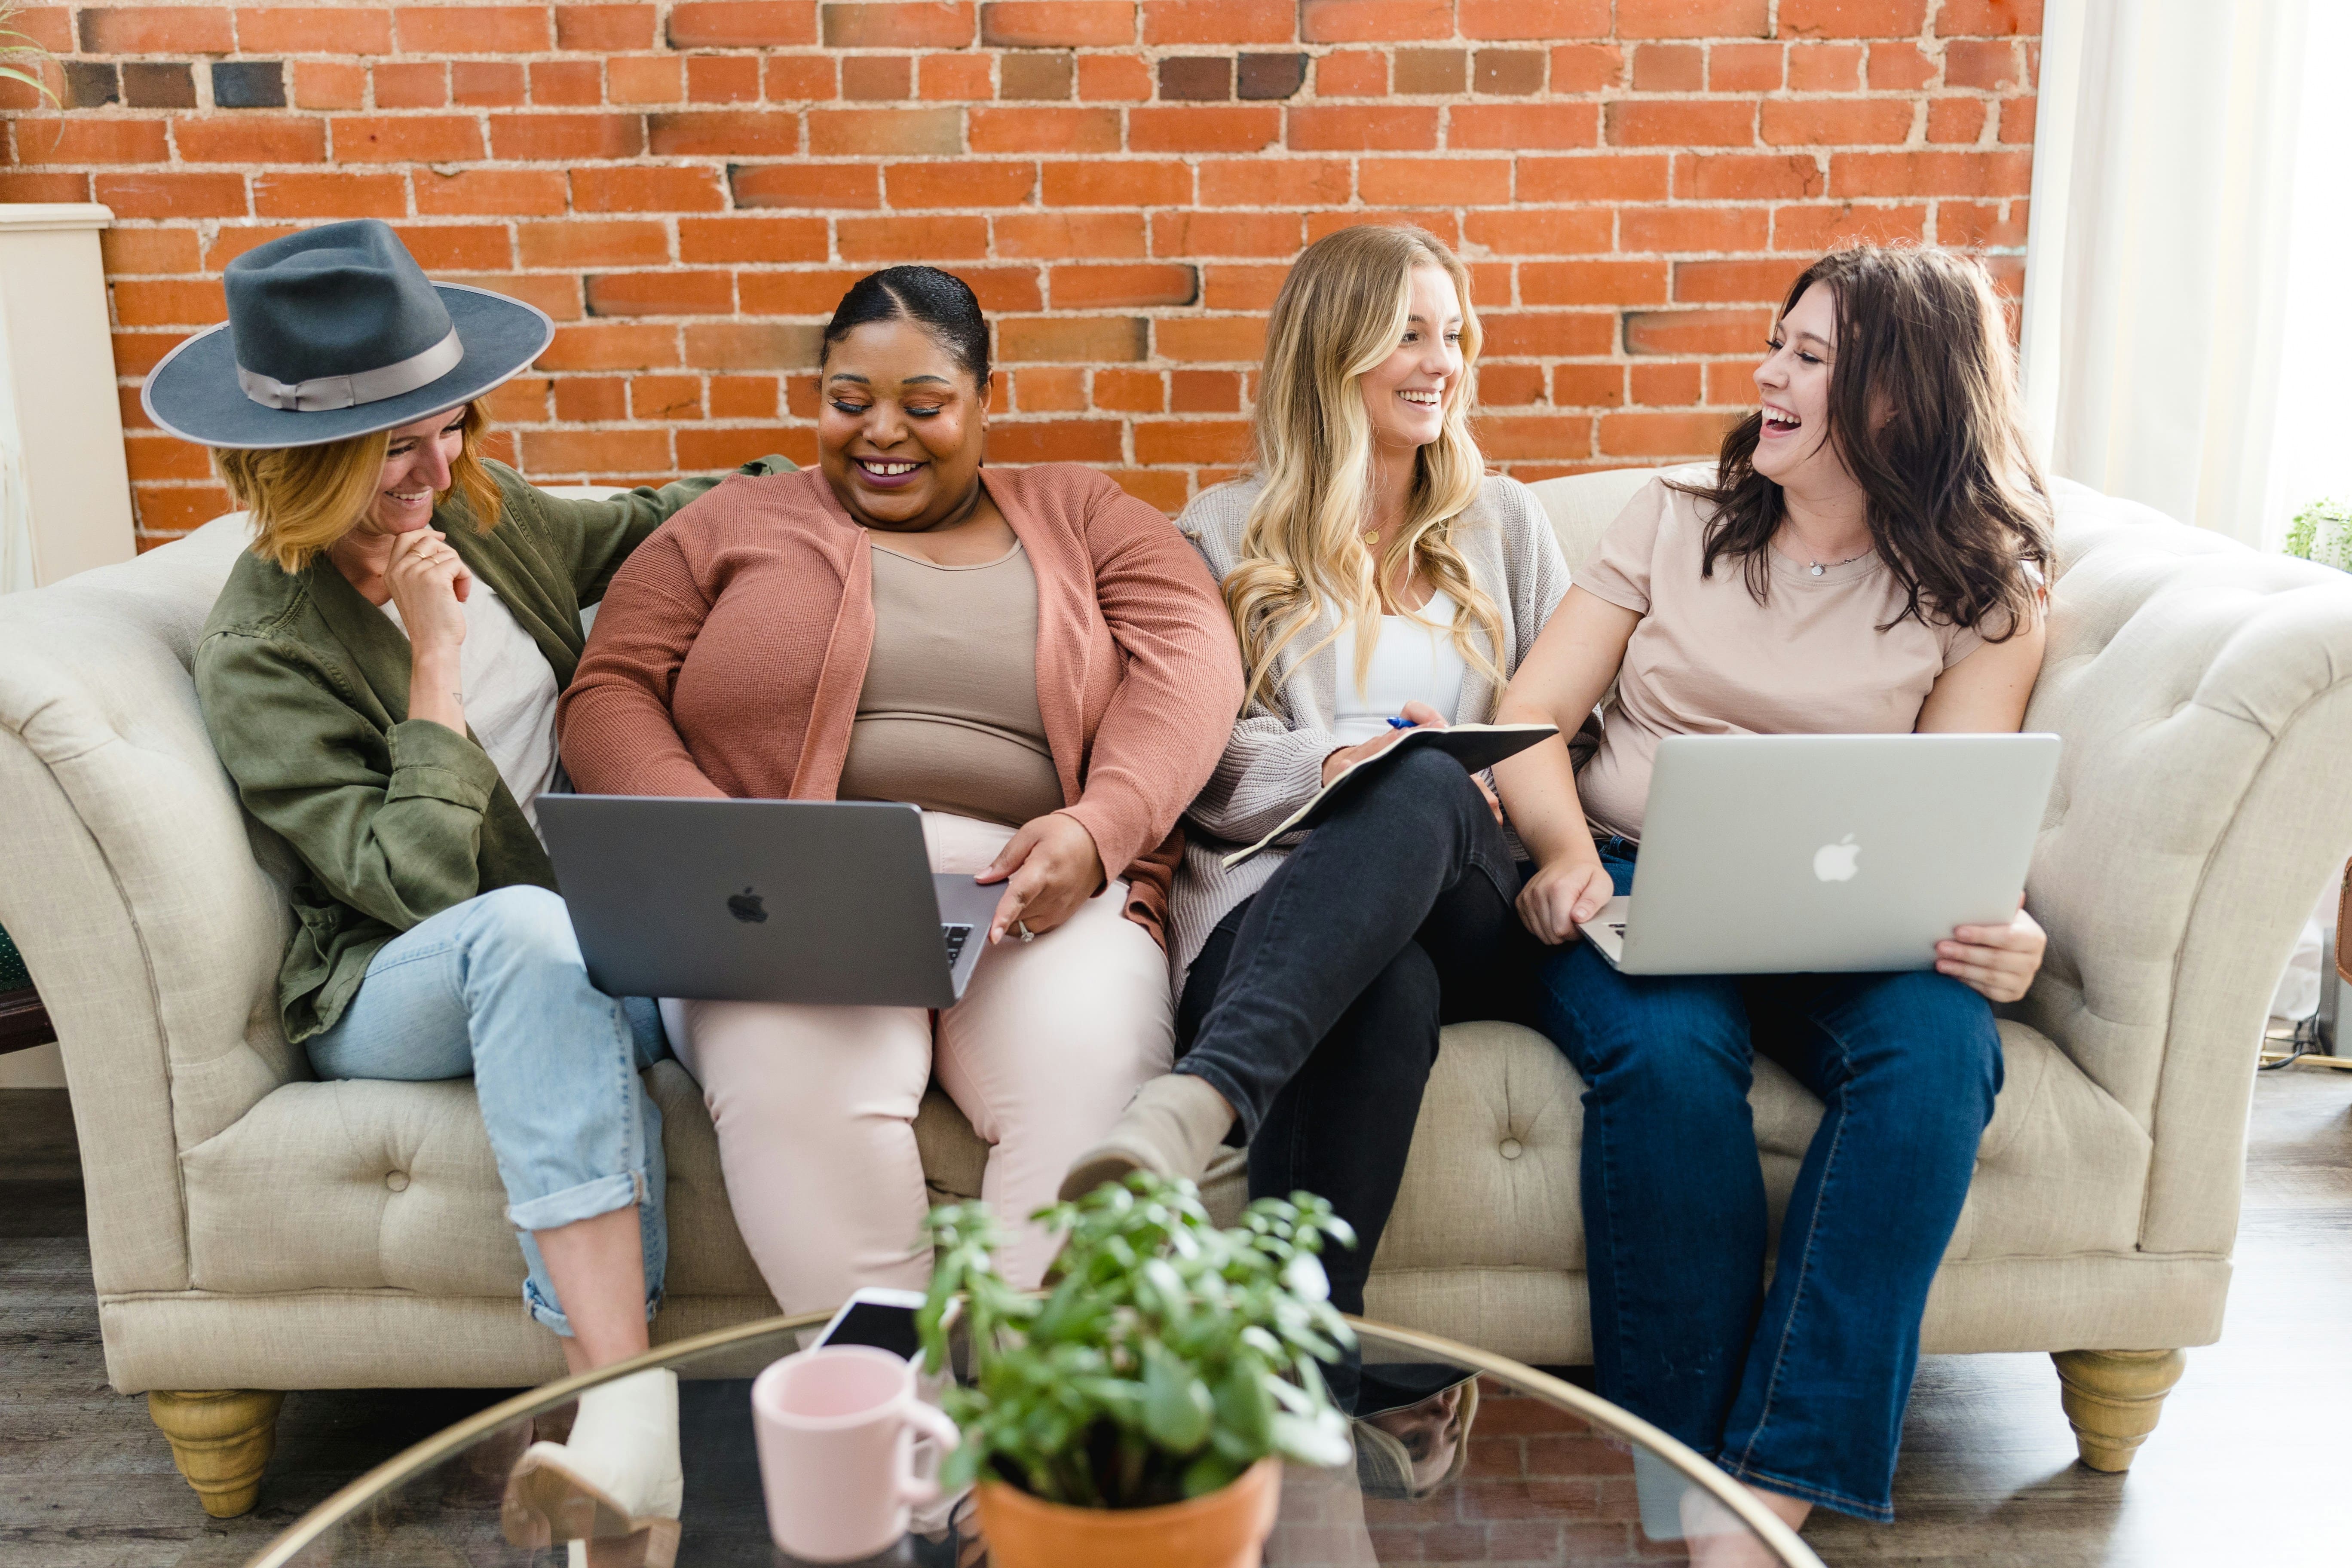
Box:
[836,540,1066,828]
[1576,478,1992,842]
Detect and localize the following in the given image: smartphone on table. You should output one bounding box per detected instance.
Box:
[812,1286,928,1362]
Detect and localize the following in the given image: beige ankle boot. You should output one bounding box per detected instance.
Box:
[1059,1073,1237,1200]
[505,1368,683,1568]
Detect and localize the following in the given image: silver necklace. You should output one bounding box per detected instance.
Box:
[1805,550,1868,577]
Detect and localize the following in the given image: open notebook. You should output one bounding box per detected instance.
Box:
[1219,723,1560,869]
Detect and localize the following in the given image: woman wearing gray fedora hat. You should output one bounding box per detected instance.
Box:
[160,219,787,1565]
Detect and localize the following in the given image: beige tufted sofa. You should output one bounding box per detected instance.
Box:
[5,467,2350,1518]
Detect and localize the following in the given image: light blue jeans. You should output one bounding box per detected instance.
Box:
[306,884,667,1335]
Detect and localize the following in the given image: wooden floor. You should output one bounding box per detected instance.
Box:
[3,1070,2348,1567]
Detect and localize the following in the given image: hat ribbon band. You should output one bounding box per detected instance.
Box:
[235,328,464,413]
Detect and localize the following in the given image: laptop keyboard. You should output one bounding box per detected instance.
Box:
[942,924,973,968]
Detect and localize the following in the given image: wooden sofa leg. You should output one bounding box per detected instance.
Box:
[2051,1349,2185,1473]
[149,1390,285,1517]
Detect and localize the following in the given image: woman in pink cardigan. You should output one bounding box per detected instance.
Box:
[560,268,1243,1301]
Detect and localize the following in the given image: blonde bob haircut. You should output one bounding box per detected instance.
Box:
[1225,225,1504,712]
[211,399,502,574]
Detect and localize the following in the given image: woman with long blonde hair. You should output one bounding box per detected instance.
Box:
[1063,225,1571,1405]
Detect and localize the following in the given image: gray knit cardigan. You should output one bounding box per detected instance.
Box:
[1169,472,1573,979]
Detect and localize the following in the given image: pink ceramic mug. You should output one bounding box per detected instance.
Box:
[750,1344,961,1563]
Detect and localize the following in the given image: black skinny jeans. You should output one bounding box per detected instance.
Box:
[1175,747,1540,1329]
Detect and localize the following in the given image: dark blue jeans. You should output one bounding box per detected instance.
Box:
[1538,841,2001,1522]
[1176,748,1539,1334]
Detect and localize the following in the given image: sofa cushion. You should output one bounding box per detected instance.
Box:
[1522,468,1661,575]
[1372,1014,2144,1278]
[183,1076,523,1298]
[179,1060,773,1302]
[181,1000,2143,1308]
[1950,1020,2150,1259]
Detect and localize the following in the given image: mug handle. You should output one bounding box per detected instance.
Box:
[897,1400,962,1507]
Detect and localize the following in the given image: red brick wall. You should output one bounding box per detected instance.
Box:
[1275,1378,1648,1566]
[0,1,2041,546]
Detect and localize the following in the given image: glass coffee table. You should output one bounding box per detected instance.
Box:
[248,1313,1821,1567]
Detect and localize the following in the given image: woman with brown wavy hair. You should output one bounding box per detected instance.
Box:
[1062,226,1570,1410]
[1492,244,2051,1557]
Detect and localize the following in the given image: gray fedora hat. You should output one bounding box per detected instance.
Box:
[141,219,554,449]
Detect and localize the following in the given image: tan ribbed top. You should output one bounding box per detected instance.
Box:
[836,540,1066,828]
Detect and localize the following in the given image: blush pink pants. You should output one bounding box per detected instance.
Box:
[664,812,1173,1308]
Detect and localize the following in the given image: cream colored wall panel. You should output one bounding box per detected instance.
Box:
[0,204,135,589]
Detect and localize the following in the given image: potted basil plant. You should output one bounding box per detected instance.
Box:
[916,1173,1357,1568]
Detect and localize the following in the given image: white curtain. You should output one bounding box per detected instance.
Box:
[2019,0,2310,545]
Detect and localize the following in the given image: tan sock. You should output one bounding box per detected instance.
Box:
[1058,1073,1237,1201]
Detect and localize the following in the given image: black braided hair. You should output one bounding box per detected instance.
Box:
[819,265,990,387]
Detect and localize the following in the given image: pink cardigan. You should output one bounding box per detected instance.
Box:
[557,463,1245,944]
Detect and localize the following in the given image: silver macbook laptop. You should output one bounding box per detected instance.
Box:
[537,796,1001,1007]
[1575,733,2060,975]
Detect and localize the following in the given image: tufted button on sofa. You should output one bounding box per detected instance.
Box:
[5,468,2350,1517]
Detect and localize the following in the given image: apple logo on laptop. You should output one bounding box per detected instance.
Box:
[1813,836,1861,883]
[726,887,769,924]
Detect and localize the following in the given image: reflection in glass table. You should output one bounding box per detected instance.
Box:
[250,1313,1822,1568]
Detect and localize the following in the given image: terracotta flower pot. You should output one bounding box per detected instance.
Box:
[971,1458,1283,1568]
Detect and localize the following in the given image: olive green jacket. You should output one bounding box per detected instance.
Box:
[195,457,790,1044]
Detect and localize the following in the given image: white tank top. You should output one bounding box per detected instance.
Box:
[1329,589,1468,745]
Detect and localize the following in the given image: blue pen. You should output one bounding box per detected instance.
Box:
[1387,716,1416,729]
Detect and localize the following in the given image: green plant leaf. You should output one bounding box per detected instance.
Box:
[2285,497,2352,570]
[1181,1452,1242,1498]
[938,1436,984,1492]
[1210,1363,1273,1457]
[1281,1251,1331,1304]
[917,1173,1354,1509]
[1270,1408,1354,1470]
[1140,1340,1213,1453]
[1204,1373,1279,1476]
[0,3,57,109]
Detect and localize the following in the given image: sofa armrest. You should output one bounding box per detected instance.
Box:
[0,518,299,1297]
[2020,482,2352,1255]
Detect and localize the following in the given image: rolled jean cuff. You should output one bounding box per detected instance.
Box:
[526,1277,664,1337]
[505,1167,646,1234]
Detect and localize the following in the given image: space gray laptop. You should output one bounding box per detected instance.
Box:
[1575,733,2061,975]
[537,796,1001,1007]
